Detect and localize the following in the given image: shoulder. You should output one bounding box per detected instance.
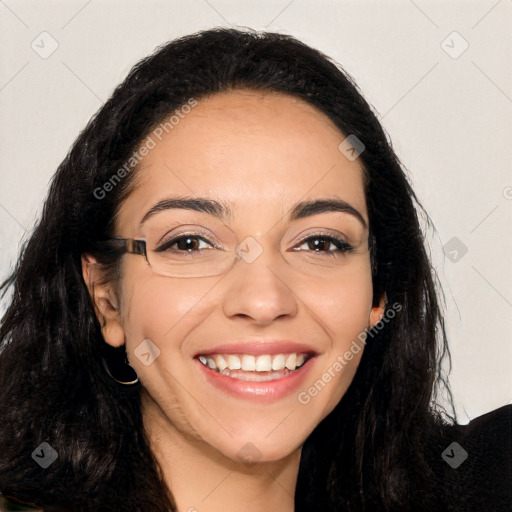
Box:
[426,404,512,512]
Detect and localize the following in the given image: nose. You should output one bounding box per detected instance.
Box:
[221,243,298,327]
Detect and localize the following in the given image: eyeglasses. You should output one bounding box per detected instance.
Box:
[100,222,369,279]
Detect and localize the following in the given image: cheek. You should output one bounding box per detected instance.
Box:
[119,275,211,407]
[300,259,374,336]
[120,271,210,341]
[295,262,372,413]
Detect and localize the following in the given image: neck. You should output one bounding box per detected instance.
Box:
[140,389,300,512]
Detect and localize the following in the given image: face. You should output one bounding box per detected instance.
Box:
[84,90,384,464]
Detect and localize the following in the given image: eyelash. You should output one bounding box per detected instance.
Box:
[295,234,354,255]
[155,233,354,255]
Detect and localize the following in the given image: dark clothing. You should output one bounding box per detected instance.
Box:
[425,404,511,511]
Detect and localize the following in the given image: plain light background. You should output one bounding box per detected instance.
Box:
[0,0,511,422]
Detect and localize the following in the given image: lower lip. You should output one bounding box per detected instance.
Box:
[195,356,316,402]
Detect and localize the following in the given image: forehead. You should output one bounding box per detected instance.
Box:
[118,90,368,232]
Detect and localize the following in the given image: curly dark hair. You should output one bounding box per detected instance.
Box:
[0,27,455,511]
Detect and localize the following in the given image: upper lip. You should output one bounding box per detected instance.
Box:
[195,340,319,357]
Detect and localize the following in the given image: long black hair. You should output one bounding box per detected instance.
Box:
[0,27,454,511]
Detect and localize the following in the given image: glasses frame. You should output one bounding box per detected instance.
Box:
[103,237,148,257]
[100,236,241,278]
[99,231,377,279]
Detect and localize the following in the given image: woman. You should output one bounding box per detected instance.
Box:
[0,28,510,512]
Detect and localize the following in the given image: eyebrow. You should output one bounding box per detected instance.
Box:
[139,196,367,230]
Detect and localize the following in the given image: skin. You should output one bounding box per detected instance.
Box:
[82,90,385,512]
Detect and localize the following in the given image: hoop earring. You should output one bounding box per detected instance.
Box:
[101,350,139,386]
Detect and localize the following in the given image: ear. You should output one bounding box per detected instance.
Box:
[369,293,387,328]
[81,254,125,348]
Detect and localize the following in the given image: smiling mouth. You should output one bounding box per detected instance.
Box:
[196,352,312,382]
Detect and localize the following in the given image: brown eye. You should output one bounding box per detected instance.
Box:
[295,235,353,254]
[156,235,213,253]
[307,238,330,251]
[175,236,201,251]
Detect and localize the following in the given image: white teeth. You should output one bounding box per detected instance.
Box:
[198,352,309,373]
[285,353,297,370]
[220,368,292,382]
[271,354,286,371]
[256,354,272,372]
[227,355,241,370]
[215,354,228,372]
[241,354,256,371]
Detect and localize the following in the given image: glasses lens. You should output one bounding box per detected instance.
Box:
[140,219,368,278]
[144,223,239,278]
